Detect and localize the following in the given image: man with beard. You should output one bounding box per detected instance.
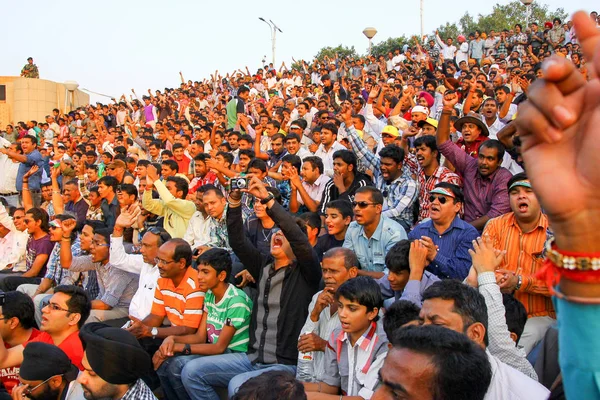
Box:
[11,343,78,400]
[77,323,156,399]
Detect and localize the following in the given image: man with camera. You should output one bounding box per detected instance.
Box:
[180,176,321,399]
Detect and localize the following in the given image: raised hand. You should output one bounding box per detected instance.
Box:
[514,11,600,252]
[23,165,39,180]
[468,236,505,274]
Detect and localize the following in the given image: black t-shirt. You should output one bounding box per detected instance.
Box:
[314,234,345,261]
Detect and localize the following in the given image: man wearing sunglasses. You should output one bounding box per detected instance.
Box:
[408,184,479,280]
[343,186,406,296]
[12,342,78,400]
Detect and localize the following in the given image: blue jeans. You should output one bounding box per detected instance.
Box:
[157,355,201,400]
[181,353,296,400]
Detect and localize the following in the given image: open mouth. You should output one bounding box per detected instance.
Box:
[273,236,283,249]
[517,202,528,213]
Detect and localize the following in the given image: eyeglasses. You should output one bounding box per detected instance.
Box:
[155,257,176,266]
[44,302,71,313]
[23,219,32,224]
[429,195,449,204]
[22,374,63,395]
[351,201,378,209]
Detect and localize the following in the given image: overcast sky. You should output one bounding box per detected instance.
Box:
[2,0,592,103]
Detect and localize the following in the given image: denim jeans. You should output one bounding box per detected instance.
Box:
[181,353,296,400]
[157,354,201,400]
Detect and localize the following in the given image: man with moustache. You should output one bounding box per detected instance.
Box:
[483,173,554,353]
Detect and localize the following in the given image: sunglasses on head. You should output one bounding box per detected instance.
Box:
[429,195,451,204]
[351,201,377,209]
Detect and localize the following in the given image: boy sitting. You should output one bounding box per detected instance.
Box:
[304,276,388,399]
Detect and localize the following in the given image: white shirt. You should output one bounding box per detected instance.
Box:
[480,115,506,140]
[392,54,406,71]
[0,204,28,271]
[314,142,346,177]
[183,211,211,249]
[436,34,457,60]
[456,42,470,65]
[296,174,331,206]
[109,235,158,320]
[484,351,549,400]
[0,139,19,194]
[500,103,518,124]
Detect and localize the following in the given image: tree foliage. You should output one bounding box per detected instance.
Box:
[314,45,359,61]
[369,36,410,58]
[436,1,569,37]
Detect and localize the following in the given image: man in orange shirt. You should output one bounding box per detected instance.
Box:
[483,172,554,353]
[125,238,203,381]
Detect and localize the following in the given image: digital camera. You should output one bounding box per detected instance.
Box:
[230,178,248,190]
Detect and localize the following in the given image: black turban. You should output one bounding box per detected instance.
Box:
[21,342,79,382]
[79,322,151,385]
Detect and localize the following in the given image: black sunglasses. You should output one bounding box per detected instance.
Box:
[429,195,449,204]
[351,201,378,209]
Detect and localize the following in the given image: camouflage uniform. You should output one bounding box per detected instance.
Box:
[21,63,39,78]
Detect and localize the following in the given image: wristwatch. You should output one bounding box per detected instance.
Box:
[151,327,158,339]
[182,344,192,355]
[260,193,275,204]
[515,275,522,291]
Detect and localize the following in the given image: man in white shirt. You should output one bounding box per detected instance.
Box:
[420,279,549,399]
[0,203,27,272]
[289,156,331,214]
[435,31,458,61]
[183,188,211,252]
[0,138,20,207]
[297,248,358,383]
[109,207,172,321]
[392,49,406,71]
[313,123,346,177]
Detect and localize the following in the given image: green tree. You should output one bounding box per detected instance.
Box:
[434,1,568,36]
[314,45,358,61]
[370,36,410,58]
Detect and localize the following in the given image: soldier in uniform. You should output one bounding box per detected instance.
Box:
[20,57,39,78]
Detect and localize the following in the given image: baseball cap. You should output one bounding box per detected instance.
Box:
[381,125,400,137]
[417,118,439,129]
[411,105,430,116]
[107,160,126,169]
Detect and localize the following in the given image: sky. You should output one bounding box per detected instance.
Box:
[2,0,592,104]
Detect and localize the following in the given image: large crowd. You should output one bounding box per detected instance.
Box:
[0,10,597,400]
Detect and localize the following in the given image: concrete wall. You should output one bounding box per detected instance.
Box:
[0,77,89,126]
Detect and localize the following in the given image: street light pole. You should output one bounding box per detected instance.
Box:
[520,0,534,27]
[258,17,283,66]
[420,0,424,40]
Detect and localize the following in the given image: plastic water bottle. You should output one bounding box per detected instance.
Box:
[296,333,314,382]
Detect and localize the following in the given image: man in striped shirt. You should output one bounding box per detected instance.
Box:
[124,239,204,380]
[483,173,554,354]
[153,248,252,400]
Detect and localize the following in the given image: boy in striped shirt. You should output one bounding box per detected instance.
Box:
[153,248,252,400]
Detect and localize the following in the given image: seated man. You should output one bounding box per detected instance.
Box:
[13,342,78,400]
[344,110,418,231]
[375,325,492,399]
[343,187,406,294]
[110,208,172,321]
[314,200,353,262]
[0,285,91,371]
[181,176,321,399]
[436,92,511,231]
[78,323,156,399]
[142,164,196,238]
[408,183,479,280]
[303,277,388,399]
[420,280,548,398]
[124,239,203,358]
[318,150,372,216]
[183,185,212,254]
[296,247,359,383]
[289,156,330,214]
[384,240,440,308]
[482,173,555,354]
[59,223,138,324]
[0,292,41,395]
[153,248,253,400]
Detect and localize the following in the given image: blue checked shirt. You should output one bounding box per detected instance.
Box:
[346,125,418,228]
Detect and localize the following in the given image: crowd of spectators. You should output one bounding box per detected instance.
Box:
[0,10,597,400]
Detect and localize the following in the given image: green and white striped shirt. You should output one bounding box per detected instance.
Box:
[204,284,252,352]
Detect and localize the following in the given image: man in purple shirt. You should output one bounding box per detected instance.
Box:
[436,91,512,231]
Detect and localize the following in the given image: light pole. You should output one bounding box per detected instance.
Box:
[258,17,282,66]
[420,0,424,40]
[520,0,533,27]
[363,27,378,56]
